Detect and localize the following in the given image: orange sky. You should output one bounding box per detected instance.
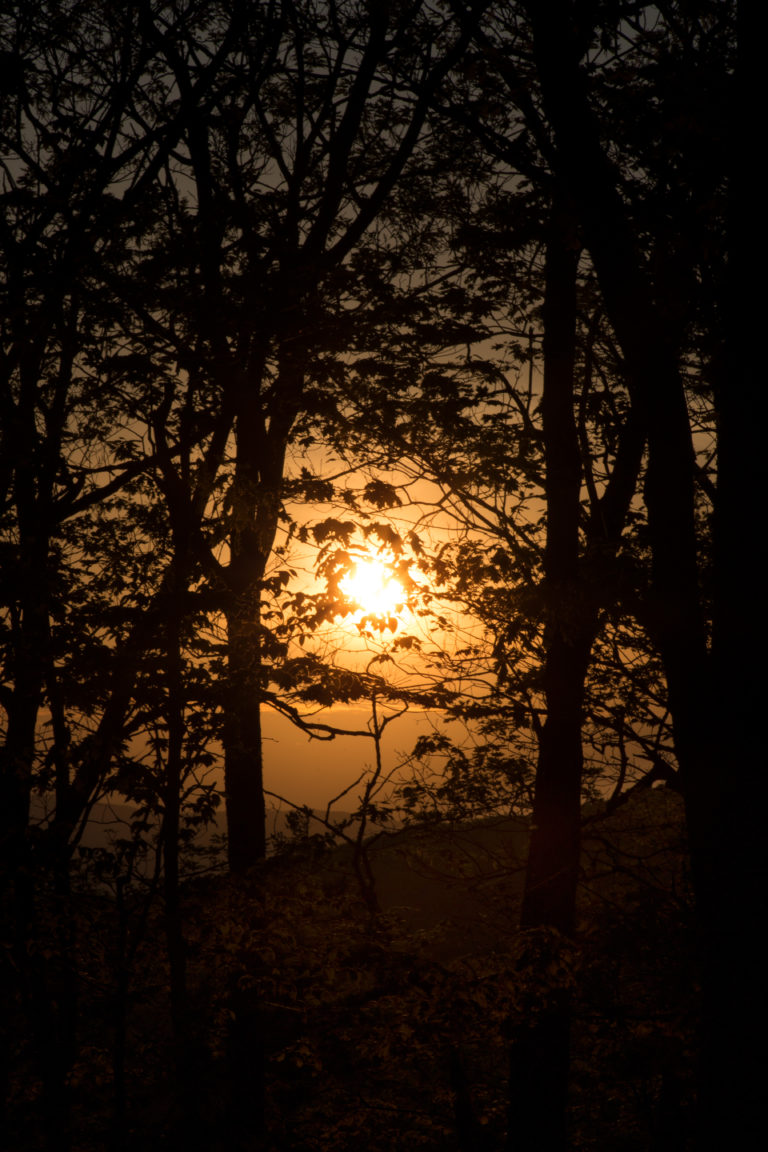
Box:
[261,704,450,810]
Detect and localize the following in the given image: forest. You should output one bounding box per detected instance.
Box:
[0,2,762,1150]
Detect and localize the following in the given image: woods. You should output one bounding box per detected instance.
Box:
[1,2,757,1149]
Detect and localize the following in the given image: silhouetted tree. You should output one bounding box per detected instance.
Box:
[0,4,195,1138]
[504,2,755,1146]
[118,0,485,871]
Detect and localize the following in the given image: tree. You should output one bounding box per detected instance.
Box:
[0,4,192,1138]
[361,5,725,1143]
[496,2,759,1145]
[119,0,485,871]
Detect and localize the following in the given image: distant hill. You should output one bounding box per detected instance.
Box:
[15,784,692,1151]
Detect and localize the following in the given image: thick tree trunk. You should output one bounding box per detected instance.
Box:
[521,633,593,937]
[224,591,268,870]
[0,542,49,862]
[163,599,210,1149]
[510,637,592,1152]
[222,347,302,871]
[222,394,273,872]
[696,2,767,1140]
[0,511,77,1149]
[520,203,585,938]
[509,204,587,1152]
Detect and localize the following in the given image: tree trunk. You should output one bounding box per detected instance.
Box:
[696,2,767,1140]
[224,590,268,870]
[509,203,586,1152]
[222,346,302,871]
[163,597,210,1149]
[222,381,271,872]
[0,490,76,1149]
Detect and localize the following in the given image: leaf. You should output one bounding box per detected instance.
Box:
[363,479,402,509]
[311,519,357,546]
[364,522,403,552]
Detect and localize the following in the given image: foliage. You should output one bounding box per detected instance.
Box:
[1,789,695,1150]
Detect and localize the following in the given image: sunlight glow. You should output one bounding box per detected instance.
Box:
[340,558,405,618]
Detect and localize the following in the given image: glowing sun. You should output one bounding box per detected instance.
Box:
[340,558,405,618]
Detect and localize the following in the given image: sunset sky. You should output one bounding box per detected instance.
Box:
[261,703,447,811]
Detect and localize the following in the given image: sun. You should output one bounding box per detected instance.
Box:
[340,557,405,618]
